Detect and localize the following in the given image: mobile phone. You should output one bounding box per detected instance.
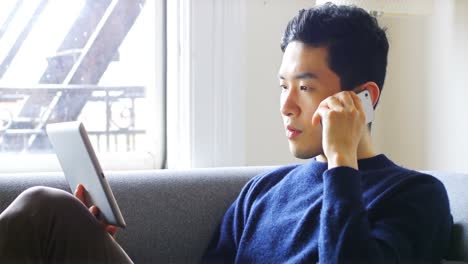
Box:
[357,90,374,124]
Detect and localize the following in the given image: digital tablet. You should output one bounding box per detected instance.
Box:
[46,121,126,228]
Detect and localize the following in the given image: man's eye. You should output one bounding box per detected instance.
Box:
[300,85,310,91]
[280,85,288,90]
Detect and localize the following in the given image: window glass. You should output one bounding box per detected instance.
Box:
[0,0,163,168]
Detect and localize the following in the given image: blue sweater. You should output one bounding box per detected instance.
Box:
[202,155,452,263]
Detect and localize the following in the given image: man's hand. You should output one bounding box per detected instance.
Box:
[311,91,367,170]
[74,184,118,238]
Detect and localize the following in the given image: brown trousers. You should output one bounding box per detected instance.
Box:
[0,186,132,263]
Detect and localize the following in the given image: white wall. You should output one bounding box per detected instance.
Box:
[375,0,468,172]
[244,0,312,166]
[372,15,430,170]
[425,0,468,172]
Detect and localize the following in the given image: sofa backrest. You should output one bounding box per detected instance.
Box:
[110,167,267,263]
[0,167,467,263]
[426,171,468,262]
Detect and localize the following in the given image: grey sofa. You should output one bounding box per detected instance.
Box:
[0,167,467,263]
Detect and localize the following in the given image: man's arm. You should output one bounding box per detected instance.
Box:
[312,91,452,261]
[319,167,452,262]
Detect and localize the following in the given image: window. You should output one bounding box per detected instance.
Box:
[0,0,166,172]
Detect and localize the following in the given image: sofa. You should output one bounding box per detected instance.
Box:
[0,166,467,263]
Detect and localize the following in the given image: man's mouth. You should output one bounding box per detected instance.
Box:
[286,125,302,139]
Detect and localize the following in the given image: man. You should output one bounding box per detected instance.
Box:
[0,2,452,264]
[202,3,452,263]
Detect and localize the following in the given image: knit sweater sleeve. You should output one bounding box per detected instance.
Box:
[320,167,452,263]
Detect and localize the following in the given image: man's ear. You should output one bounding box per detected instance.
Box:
[360,82,380,107]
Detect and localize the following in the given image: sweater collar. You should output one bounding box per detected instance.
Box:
[311,154,395,171]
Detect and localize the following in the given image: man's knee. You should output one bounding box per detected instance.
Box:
[9,186,79,218]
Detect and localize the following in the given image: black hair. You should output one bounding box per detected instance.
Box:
[281,3,389,104]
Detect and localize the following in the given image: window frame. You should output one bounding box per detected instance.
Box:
[166,0,246,169]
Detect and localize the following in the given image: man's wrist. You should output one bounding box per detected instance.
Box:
[327,153,358,170]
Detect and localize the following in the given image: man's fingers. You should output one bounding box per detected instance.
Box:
[312,101,326,125]
[89,205,99,217]
[327,96,344,110]
[74,184,86,205]
[311,110,321,126]
[106,225,118,238]
[339,92,356,111]
[350,91,363,110]
[312,94,346,124]
[312,95,343,125]
[76,185,117,239]
[312,92,361,126]
[87,206,118,238]
[312,104,330,126]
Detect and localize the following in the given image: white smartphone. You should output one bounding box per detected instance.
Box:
[357,90,374,124]
[46,121,126,228]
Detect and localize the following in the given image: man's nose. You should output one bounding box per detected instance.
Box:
[280,89,300,117]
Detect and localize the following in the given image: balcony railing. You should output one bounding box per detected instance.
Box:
[0,84,145,152]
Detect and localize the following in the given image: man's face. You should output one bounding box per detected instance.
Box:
[279,41,341,159]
